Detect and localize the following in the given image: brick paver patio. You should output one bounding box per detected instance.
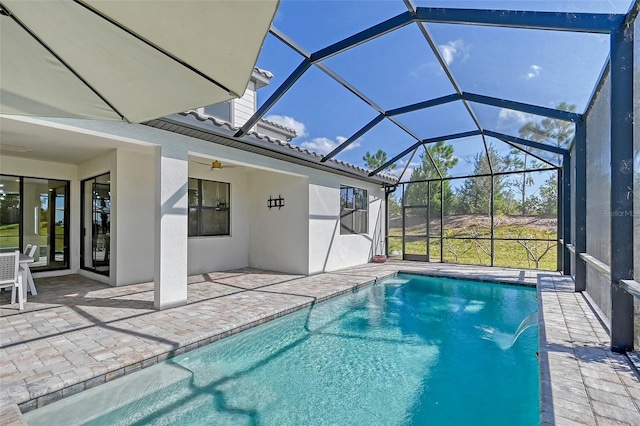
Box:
[538,274,640,425]
[0,261,638,425]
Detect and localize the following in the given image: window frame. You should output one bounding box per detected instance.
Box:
[188,178,231,237]
[340,185,368,235]
[0,174,71,272]
[199,100,233,123]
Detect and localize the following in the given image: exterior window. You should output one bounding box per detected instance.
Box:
[188,178,230,237]
[340,185,368,234]
[202,101,231,122]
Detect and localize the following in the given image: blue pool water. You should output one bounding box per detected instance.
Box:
[25,274,539,425]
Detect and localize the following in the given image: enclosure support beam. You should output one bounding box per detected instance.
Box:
[440,179,444,263]
[323,114,385,161]
[414,7,623,34]
[462,93,581,122]
[370,130,481,176]
[311,12,413,62]
[483,130,567,155]
[403,0,485,140]
[562,154,571,275]
[609,23,634,353]
[234,59,311,138]
[574,121,587,292]
[402,184,407,260]
[490,176,495,267]
[386,94,460,117]
[558,166,564,272]
[427,183,431,261]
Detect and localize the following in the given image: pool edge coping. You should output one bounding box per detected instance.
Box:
[4,265,543,424]
[397,270,537,288]
[13,271,399,416]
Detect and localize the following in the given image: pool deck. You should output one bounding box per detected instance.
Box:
[0,261,638,425]
[538,274,640,425]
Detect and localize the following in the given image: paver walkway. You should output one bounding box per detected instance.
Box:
[538,274,640,425]
[0,262,637,425]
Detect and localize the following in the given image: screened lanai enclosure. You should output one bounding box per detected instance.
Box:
[235,1,640,352]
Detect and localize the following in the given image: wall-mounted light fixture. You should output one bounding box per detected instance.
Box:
[267,195,285,210]
[210,160,223,171]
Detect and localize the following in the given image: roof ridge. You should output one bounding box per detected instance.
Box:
[259,117,297,135]
[253,67,273,79]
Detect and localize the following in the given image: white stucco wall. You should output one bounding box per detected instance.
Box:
[308,174,385,275]
[24,118,389,281]
[248,170,309,274]
[187,164,251,274]
[154,144,189,308]
[115,149,156,285]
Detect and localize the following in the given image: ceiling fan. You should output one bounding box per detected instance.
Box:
[190,159,235,171]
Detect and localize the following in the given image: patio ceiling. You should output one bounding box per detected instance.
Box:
[231,0,633,181]
[0,115,154,164]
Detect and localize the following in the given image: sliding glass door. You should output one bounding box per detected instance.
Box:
[0,175,70,270]
[0,176,20,254]
[81,173,111,275]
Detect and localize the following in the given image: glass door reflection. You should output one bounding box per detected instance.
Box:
[0,175,69,270]
[81,173,110,275]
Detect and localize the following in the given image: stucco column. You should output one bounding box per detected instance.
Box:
[154,144,188,310]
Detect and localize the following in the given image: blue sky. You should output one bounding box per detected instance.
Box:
[254,0,632,179]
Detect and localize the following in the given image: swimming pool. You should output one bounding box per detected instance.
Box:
[25,274,539,425]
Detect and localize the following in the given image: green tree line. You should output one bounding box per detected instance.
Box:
[362,103,574,218]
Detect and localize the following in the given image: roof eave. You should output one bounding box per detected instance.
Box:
[144,112,397,185]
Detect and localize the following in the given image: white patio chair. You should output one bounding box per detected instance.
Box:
[23,244,32,255]
[26,245,37,258]
[23,245,38,296]
[0,251,24,310]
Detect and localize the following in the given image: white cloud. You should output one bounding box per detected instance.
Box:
[409,62,432,77]
[392,159,421,179]
[263,114,308,138]
[497,108,539,132]
[298,136,359,155]
[498,108,532,124]
[262,116,363,157]
[523,64,541,79]
[438,39,468,66]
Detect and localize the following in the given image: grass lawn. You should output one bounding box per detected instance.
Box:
[389,216,558,271]
[0,223,19,250]
[0,223,65,252]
